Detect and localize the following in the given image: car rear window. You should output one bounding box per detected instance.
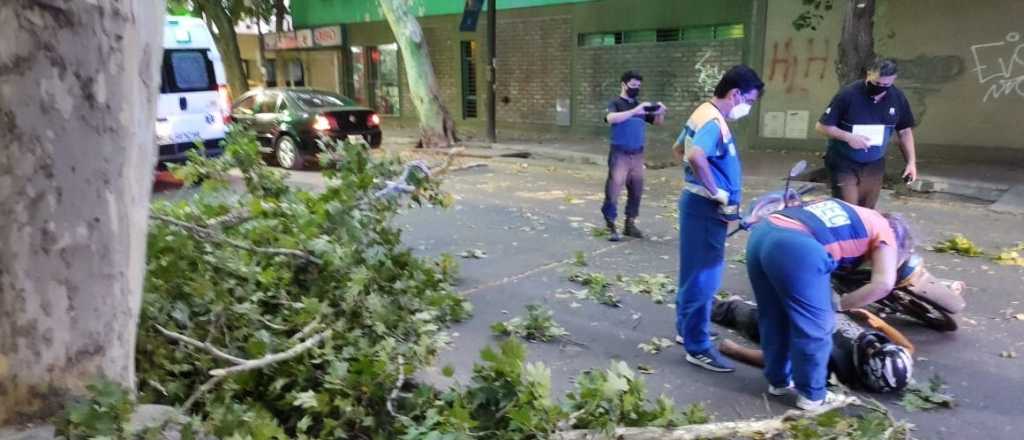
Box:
[161,49,216,93]
[292,91,356,109]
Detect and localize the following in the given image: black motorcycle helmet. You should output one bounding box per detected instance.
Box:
[854,331,914,393]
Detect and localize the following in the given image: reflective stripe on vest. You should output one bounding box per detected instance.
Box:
[777,199,868,268]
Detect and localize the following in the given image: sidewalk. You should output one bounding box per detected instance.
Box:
[383,128,1024,213]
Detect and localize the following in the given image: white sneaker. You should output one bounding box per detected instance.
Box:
[768,381,794,396]
[796,391,847,411]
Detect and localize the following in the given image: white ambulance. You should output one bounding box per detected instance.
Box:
[156,16,232,168]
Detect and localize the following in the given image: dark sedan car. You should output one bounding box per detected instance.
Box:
[230,88,382,170]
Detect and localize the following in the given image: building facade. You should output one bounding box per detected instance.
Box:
[244,0,1023,156]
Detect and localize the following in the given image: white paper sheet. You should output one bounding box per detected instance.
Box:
[852,124,886,147]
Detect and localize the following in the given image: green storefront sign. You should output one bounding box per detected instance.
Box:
[291,0,594,28]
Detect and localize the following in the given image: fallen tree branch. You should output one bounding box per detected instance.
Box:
[181,375,226,412]
[209,330,332,377]
[554,396,864,440]
[385,355,406,417]
[156,324,247,365]
[152,214,322,265]
[206,208,252,229]
[289,318,322,342]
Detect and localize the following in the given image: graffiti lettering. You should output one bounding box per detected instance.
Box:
[969,32,1024,102]
[768,37,831,94]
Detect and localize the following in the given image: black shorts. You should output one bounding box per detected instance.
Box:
[825,153,885,194]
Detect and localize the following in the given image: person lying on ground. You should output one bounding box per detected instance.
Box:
[712,296,915,395]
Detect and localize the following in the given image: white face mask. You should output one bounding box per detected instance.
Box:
[728,102,752,120]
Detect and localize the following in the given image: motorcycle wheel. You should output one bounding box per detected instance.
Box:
[881,289,959,332]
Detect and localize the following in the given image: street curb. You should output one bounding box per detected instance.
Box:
[989,185,1024,214]
[464,141,606,166]
[908,175,1010,203]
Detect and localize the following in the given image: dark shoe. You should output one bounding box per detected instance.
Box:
[685,347,736,373]
[624,218,644,239]
[606,219,622,242]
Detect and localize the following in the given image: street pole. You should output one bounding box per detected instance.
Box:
[487,0,497,143]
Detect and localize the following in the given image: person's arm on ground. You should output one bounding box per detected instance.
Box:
[847,309,916,355]
[839,245,898,311]
[897,128,917,183]
[718,339,765,368]
[606,101,652,124]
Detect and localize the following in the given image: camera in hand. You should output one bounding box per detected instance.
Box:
[643,105,660,112]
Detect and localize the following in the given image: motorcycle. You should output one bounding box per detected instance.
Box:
[733,161,966,332]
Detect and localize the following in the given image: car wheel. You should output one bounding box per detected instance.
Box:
[274,135,303,170]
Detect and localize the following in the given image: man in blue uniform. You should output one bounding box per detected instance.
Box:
[672,65,764,372]
[816,59,918,208]
[601,71,666,241]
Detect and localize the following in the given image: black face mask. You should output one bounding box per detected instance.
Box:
[625,87,640,99]
[865,81,891,97]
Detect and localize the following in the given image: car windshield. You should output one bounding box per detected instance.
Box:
[292,91,356,109]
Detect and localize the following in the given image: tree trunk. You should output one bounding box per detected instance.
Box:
[274,0,287,87]
[378,0,457,148]
[836,0,876,85]
[0,0,162,424]
[196,0,248,96]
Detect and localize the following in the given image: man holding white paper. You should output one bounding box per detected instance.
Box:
[815,59,918,208]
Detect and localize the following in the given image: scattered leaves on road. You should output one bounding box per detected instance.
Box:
[929,234,985,257]
[899,375,955,411]
[620,273,675,304]
[460,249,488,259]
[637,364,657,375]
[573,250,588,267]
[638,337,676,355]
[569,271,621,307]
[491,304,569,342]
[992,242,1024,266]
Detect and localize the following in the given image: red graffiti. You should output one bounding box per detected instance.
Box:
[768,37,831,94]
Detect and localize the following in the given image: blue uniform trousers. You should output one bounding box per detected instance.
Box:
[746,222,836,401]
[675,192,727,353]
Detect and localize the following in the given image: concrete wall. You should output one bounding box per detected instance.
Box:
[756,0,1024,153]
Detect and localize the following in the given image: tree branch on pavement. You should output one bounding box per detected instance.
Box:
[554,396,867,440]
[152,214,322,265]
[209,330,332,377]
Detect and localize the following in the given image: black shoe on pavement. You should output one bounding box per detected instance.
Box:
[624,218,644,239]
[606,219,622,242]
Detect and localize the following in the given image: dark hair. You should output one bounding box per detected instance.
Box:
[713,64,765,98]
[621,70,643,84]
[869,58,899,77]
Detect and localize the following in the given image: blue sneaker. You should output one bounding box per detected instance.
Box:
[685,347,735,373]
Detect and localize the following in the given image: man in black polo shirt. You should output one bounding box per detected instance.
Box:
[815,59,918,208]
[601,70,666,241]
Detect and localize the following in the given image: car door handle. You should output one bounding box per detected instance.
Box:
[179,97,187,111]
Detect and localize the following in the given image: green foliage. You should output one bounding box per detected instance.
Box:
[491,304,570,343]
[931,234,985,257]
[572,251,588,267]
[563,361,706,433]
[637,337,675,355]
[619,273,674,304]
[792,0,835,31]
[786,409,909,440]
[139,131,470,438]
[55,379,136,440]
[569,271,620,307]
[899,375,955,412]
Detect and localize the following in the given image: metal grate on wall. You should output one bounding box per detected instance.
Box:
[578,23,745,48]
[460,41,478,119]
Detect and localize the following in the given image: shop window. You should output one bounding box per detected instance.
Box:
[370,44,401,116]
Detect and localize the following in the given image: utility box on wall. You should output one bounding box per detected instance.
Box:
[555,98,571,126]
